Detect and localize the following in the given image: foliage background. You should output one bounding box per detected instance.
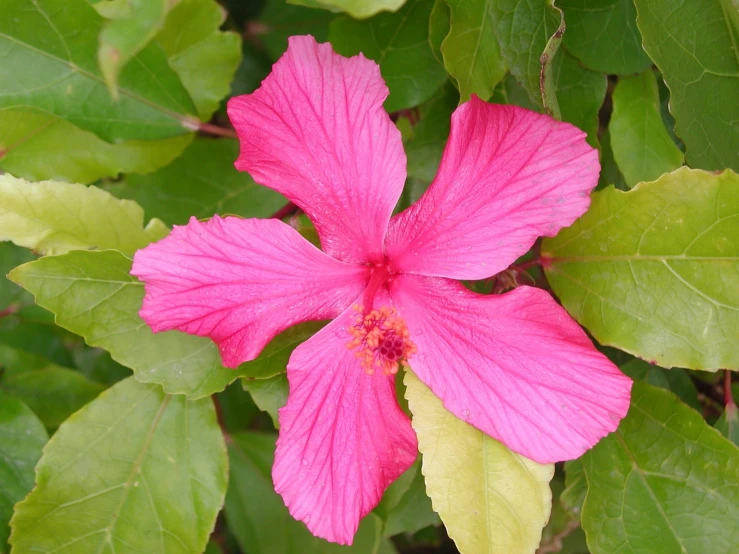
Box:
[0,0,738,553]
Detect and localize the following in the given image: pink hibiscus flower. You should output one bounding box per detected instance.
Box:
[132,36,631,545]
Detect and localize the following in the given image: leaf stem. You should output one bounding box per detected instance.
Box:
[271,202,300,220]
[197,122,238,139]
[725,370,733,406]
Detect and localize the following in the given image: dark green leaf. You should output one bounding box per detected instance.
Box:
[551,52,606,148]
[380,462,440,537]
[561,459,586,516]
[1,368,105,431]
[491,0,563,108]
[225,431,395,553]
[242,373,289,429]
[610,71,684,187]
[108,138,286,226]
[559,0,651,75]
[581,381,739,554]
[256,0,334,61]
[10,250,321,398]
[543,168,739,371]
[597,128,628,191]
[620,358,700,411]
[633,0,739,171]
[330,0,446,112]
[9,377,227,554]
[440,0,506,101]
[0,0,196,142]
[428,0,450,65]
[405,83,458,183]
[0,392,48,548]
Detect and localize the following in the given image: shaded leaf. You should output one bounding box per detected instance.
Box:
[256,0,334,61]
[633,0,739,171]
[610,71,684,187]
[404,370,553,554]
[428,0,450,65]
[330,0,446,112]
[1,368,105,431]
[380,462,440,537]
[490,0,563,108]
[0,0,196,142]
[108,138,285,226]
[225,432,395,553]
[543,167,739,371]
[0,174,166,256]
[620,358,700,411]
[581,381,739,554]
[0,109,192,184]
[552,52,606,148]
[9,377,227,554]
[441,0,506,101]
[561,459,586,516]
[9,250,320,398]
[0,392,48,548]
[559,0,651,75]
[242,374,289,429]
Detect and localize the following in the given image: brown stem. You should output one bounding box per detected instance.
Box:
[197,122,238,139]
[271,202,300,220]
[514,258,541,270]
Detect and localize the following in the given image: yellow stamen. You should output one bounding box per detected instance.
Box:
[346,304,417,376]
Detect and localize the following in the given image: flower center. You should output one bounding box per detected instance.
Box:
[346,305,417,376]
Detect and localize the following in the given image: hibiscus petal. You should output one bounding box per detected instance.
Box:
[386,97,599,279]
[390,274,632,464]
[273,306,417,544]
[228,35,406,264]
[131,216,368,368]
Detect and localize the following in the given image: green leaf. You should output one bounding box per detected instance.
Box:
[552,51,607,148]
[0,109,192,184]
[538,1,565,119]
[0,242,33,307]
[0,344,66,379]
[1,368,105,431]
[108,138,286,226]
[403,370,554,554]
[94,0,176,95]
[405,83,458,184]
[561,459,586,516]
[633,0,739,171]
[256,0,335,61]
[0,392,48,548]
[0,174,166,256]
[0,0,196,142]
[9,250,320,398]
[620,358,700,411]
[330,0,446,112]
[491,0,563,108]
[225,432,395,553]
[155,0,242,121]
[543,167,739,371]
[610,71,684,188]
[559,0,651,75]
[242,374,289,429]
[288,0,406,19]
[440,0,506,102]
[580,381,739,554]
[428,0,450,65]
[716,402,739,447]
[490,72,540,111]
[9,377,227,554]
[597,128,628,191]
[380,462,440,537]
[539,475,581,554]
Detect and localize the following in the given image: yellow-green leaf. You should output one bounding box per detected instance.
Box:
[0,174,166,256]
[404,370,553,554]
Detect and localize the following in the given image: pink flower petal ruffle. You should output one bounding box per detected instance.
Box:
[390,274,632,464]
[131,216,368,368]
[228,35,407,265]
[273,306,417,545]
[386,97,599,279]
